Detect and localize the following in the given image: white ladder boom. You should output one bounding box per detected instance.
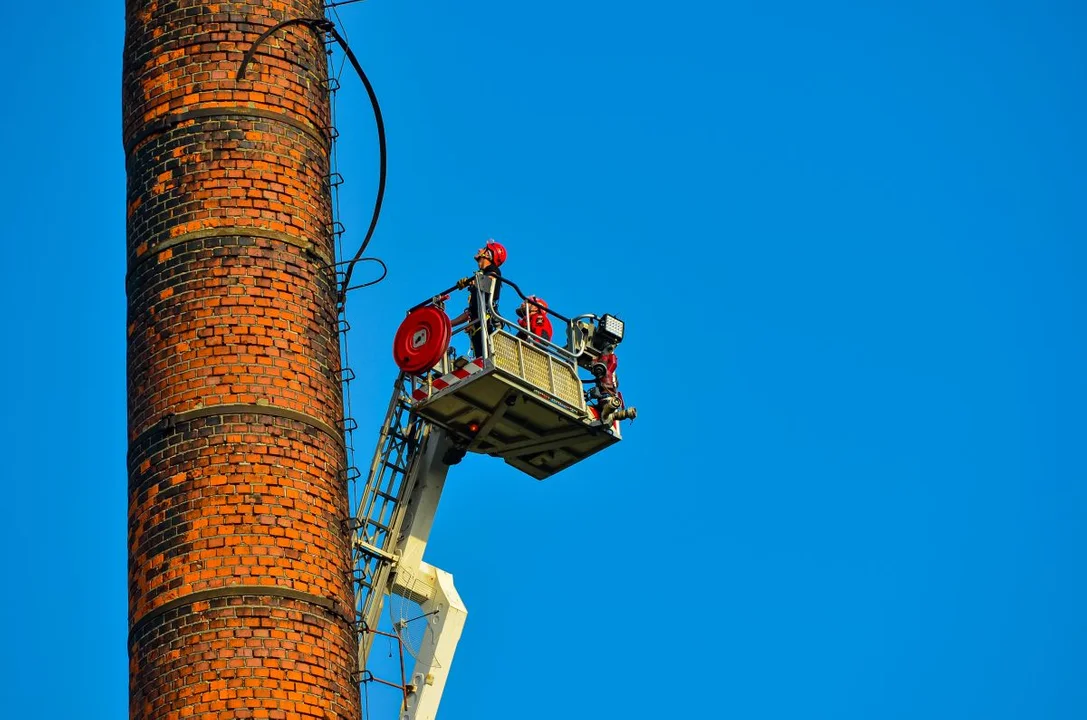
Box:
[352,375,466,720]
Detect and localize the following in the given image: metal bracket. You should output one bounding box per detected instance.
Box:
[488,427,592,457]
[466,389,515,451]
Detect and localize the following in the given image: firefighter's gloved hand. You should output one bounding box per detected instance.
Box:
[455,277,472,289]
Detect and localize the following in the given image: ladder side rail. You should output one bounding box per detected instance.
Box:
[372,412,430,559]
[358,559,393,658]
[357,403,418,550]
[354,377,409,536]
[358,421,435,657]
[354,375,421,647]
[365,422,412,540]
[359,419,433,630]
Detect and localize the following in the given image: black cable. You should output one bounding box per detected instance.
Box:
[237,18,330,82]
[493,275,574,323]
[322,23,387,304]
[236,17,387,305]
[344,257,388,291]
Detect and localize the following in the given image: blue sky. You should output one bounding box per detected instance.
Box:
[3,1,1086,718]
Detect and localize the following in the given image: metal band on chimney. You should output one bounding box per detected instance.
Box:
[129,585,350,648]
[131,403,346,450]
[125,226,335,288]
[125,106,330,157]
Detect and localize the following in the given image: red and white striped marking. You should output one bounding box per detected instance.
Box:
[413,358,486,401]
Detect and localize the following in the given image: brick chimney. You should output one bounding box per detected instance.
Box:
[123,1,358,717]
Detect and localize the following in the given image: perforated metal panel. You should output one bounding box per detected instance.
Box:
[492,332,522,376]
[491,332,584,410]
[552,360,582,406]
[522,346,550,388]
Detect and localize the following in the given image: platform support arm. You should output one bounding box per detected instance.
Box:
[393,562,467,720]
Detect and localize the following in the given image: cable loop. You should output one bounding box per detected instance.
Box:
[236,16,387,305]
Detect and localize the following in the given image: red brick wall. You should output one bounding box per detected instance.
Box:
[123,2,359,718]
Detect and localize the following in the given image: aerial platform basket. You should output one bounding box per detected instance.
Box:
[393,274,632,481]
[410,329,621,480]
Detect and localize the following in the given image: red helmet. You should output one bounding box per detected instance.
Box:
[477,240,507,266]
[517,295,548,316]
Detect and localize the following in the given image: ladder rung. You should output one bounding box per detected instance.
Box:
[354,538,396,562]
[367,519,390,532]
[381,460,407,474]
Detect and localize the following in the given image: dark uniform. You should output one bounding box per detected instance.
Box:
[466,264,502,358]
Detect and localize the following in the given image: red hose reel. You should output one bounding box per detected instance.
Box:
[392,305,451,375]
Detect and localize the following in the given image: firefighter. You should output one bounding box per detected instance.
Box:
[451,240,506,358]
[516,295,553,343]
